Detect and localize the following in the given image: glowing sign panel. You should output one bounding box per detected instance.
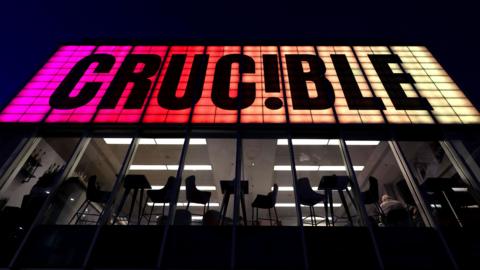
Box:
[1,45,479,124]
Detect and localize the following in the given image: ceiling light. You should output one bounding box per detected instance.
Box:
[272,186,294,191]
[152,185,216,191]
[147,202,220,207]
[155,138,207,145]
[277,139,380,146]
[277,139,329,145]
[129,164,212,171]
[130,165,167,170]
[138,138,156,144]
[184,165,212,170]
[345,140,380,145]
[319,165,364,171]
[274,165,364,171]
[104,138,133,144]
[275,203,342,207]
[104,138,207,145]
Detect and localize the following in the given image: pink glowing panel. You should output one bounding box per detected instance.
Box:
[191,46,241,124]
[143,46,205,123]
[0,46,95,122]
[241,46,286,123]
[94,46,167,123]
[45,46,132,123]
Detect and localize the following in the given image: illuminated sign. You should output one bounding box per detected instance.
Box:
[1,45,479,124]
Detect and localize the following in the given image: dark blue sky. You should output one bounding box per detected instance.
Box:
[1,0,478,109]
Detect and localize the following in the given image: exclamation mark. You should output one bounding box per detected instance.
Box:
[263,54,283,110]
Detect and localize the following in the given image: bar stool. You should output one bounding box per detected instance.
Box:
[69,176,110,224]
[113,174,151,225]
[251,184,279,226]
[318,175,356,226]
[185,175,211,215]
[144,176,177,224]
[296,177,326,226]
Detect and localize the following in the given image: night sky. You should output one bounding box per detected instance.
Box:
[1,0,478,109]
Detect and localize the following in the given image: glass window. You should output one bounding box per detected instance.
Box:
[399,141,480,228]
[0,137,80,267]
[88,137,184,268]
[290,139,363,227]
[243,139,297,226]
[236,138,304,269]
[161,137,235,269]
[13,137,131,268]
[348,140,425,227]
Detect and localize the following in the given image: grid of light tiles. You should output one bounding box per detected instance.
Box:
[1,45,479,125]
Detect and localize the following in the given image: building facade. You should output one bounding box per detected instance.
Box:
[0,45,479,269]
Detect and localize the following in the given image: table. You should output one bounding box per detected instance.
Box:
[318,175,355,226]
[219,180,249,225]
[114,174,152,225]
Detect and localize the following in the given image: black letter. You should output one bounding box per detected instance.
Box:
[369,54,432,110]
[331,54,385,110]
[98,54,161,109]
[50,54,115,109]
[158,54,209,110]
[211,54,256,110]
[286,54,335,110]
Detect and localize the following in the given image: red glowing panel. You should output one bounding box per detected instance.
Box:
[191,46,241,124]
[46,46,132,123]
[94,46,167,123]
[0,46,96,122]
[143,46,204,123]
[241,46,286,123]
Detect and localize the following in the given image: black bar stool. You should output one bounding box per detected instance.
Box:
[185,175,211,215]
[113,174,151,225]
[143,176,177,224]
[297,177,326,226]
[318,175,356,226]
[69,176,110,224]
[251,184,279,226]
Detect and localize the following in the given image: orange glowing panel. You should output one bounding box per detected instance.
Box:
[396,46,480,124]
[354,46,434,124]
[319,46,384,124]
[280,46,336,124]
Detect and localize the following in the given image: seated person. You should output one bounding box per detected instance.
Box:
[380,195,406,214]
[380,195,411,226]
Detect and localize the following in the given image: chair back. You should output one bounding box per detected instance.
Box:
[269,184,279,204]
[86,176,98,201]
[164,176,177,191]
[185,175,196,201]
[297,177,312,204]
[368,176,379,201]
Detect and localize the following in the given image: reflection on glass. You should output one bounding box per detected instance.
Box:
[0,137,80,266]
[180,138,235,226]
[243,139,295,226]
[399,141,480,227]
[111,137,182,226]
[290,139,362,227]
[348,141,425,227]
